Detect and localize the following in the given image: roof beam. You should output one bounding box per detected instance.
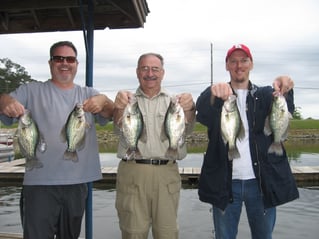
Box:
[0,0,81,11]
[0,13,9,31]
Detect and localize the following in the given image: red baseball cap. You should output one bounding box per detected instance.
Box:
[225,44,253,62]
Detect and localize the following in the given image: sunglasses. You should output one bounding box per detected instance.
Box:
[50,56,77,63]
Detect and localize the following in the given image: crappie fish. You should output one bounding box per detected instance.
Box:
[221,95,245,160]
[163,96,186,160]
[264,92,291,156]
[61,103,89,162]
[121,96,145,159]
[16,110,46,171]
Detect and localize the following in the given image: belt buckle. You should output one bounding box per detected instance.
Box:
[150,159,161,165]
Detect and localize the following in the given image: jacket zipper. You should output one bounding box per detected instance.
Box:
[252,95,264,200]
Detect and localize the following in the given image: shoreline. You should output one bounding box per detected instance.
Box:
[2,128,319,144]
[97,128,319,144]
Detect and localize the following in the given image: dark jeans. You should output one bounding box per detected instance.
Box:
[21,184,88,239]
[212,179,276,239]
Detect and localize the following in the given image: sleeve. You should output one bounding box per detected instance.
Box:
[0,84,29,125]
[196,86,223,129]
[286,89,295,114]
[85,87,110,126]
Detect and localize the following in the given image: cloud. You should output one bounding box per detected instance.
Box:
[0,0,318,119]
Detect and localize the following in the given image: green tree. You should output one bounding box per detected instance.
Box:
[0,58,36,94]
[293,106,302,120]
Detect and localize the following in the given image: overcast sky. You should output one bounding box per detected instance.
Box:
[0,0,318,119]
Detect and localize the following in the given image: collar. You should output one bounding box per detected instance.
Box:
[135,87,170,99]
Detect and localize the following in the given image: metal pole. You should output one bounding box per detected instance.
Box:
[210,43,213,85]
[84,1,94,239]
[86,1,94,88]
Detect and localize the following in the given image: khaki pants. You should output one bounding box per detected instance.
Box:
[115,160,181,239]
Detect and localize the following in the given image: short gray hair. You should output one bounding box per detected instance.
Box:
[137,53,164,67]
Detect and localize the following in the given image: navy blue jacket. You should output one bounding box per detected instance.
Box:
[196,82,299,210]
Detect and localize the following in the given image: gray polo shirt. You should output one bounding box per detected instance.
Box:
[0,80,108,185]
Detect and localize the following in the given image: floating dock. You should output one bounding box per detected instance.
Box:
[0,233,85,239]
[0,158,318,186]
[0,159,318,239]
[0,233,22,239]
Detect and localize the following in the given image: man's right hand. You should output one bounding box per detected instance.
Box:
[0,94,25,118]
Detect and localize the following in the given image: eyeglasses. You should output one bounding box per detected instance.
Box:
[50,56,77,63]
[139,66,162,73]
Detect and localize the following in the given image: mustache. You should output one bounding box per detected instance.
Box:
[143,76,157,81]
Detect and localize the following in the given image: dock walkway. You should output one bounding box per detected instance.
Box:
[0,159,319,239]
[0,158,318,185]
[0,233,84,239]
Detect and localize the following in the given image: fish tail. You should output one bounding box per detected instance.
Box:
[125,147,142,160]
[63,150,79,162]
[268,143,283,156]
[125,149,135,160]
[25,157,43,171]
[228,146,241,160]
[165,147,179,160]
[134,148,142,159]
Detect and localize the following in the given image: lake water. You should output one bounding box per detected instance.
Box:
[1,152,319,239]
[99,152,319,168]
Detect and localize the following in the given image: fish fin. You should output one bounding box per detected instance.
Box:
[139,126,147,143]
[37,135,47,153]
[268,142,284,156]
[125,148,141,160]
[124,150,134,160]
[178,134,186,147]
[134,149,142,159]
[63,150,79,162]
[263,116,272,136]
[18,143,30,160]
[160,124,168,142]
[25,157,43,171]
[221,135,228,145]
[237,121,245,141]
[165,148,179,160]
[288,112,293,120]
[75,134,86,151]
[228,146,241,160]
[60,124,67,142]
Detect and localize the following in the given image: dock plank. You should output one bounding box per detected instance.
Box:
[291,166,319,173]
[0,233,84,239]
[0,159,318,186]
[0,232,22,239]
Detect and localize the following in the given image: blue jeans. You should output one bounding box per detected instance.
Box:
[212,179,276,239]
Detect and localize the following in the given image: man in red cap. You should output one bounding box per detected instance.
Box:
[196,44,299,239]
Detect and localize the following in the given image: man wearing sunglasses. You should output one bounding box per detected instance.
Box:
[0,41,114,239]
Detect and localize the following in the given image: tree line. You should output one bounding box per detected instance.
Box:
[0,58,36,94]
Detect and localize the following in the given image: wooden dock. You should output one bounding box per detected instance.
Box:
[0,233,22,239]
[0,232,84,239]
[0,160,318,239]
[0,158,318,186]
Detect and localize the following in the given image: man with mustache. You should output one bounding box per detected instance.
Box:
[113,53,196,239]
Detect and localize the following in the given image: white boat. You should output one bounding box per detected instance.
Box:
[0,132,15,162]
[0,131,13,142]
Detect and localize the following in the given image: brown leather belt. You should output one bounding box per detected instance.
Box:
[122,158,175,165]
